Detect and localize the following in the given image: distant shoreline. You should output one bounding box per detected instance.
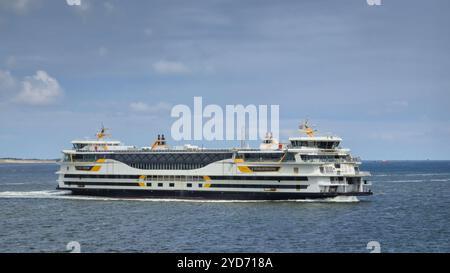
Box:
[0,159,58,164]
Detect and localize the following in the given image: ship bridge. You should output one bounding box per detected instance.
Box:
[288,136,342,149]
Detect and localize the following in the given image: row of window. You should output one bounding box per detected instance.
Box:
[65,174,140,179]
[346,177,362,184]
[68,152,233,171]
[64,181,198,187]
[330,177,345,182]
[300,155,350,161]
[144,175,204,182]
[64,174,309,181]
[64,181,308,189]
[129,163,205,170]
[66,152,298,170]
[291,141,340,149]
[75,166,94,171]
[236,153,296,162]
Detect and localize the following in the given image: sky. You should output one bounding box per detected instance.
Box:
[0,0,449,160]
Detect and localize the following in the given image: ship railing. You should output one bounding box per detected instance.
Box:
[301,158,361,164]
[72,148,245,153]
[329,180,347,185]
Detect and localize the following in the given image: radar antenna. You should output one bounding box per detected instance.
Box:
[96,123,111,140]
[299,119,317,137]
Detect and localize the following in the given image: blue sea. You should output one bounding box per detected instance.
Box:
[0,161,449,253]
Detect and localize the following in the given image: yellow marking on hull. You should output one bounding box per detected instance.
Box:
[138,182,146,187]
[139,175,146,180]
[237,166,253,173]
[90,166,101,172]
[234,158,253,173]
[96,159,106,163]
[203,176,211,181]
[203,183,211,188]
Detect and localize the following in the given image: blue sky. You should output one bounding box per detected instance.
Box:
[0,0,449,159]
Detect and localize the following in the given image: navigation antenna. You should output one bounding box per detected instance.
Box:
[299,120,317,137]
[96,123,111,140]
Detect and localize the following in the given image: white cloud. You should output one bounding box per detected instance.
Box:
[66,0,81,6]
[129,102,150,112]
[0,70,17,94]
[66,0,90,12]
[130,101,172,114]
[152,60,190,75]
[0,0,33,13]
[14,70,63,106]
[66,0,113,13]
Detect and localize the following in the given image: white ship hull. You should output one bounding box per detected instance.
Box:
[56,150,372,200]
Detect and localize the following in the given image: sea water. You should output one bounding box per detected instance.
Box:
[0,161,449,252]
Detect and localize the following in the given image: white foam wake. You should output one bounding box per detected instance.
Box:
[0,190,72,198]
[284,196,360,203]
[0,190,130,202]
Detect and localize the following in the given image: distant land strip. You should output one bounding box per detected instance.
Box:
[0,158,58,164]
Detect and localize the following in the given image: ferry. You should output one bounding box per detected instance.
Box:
[56,122,372,200]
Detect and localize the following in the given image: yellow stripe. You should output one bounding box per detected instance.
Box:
[96,159,106,163]
[237,166,253,173]
[234,158,253,173]
[90,166,101,172]
[203,175,211,181]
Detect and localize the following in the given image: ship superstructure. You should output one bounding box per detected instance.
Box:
[56,123,372,200]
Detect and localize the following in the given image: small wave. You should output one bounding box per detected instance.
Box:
[0,190,360,203]
[430,179,450,182]
[0,182,28,185]
[373,173,450,177]
[376,179,450,183]
[404,173,450,177]
[388,179,424,183]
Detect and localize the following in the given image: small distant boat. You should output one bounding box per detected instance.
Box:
[56,122,372,200]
